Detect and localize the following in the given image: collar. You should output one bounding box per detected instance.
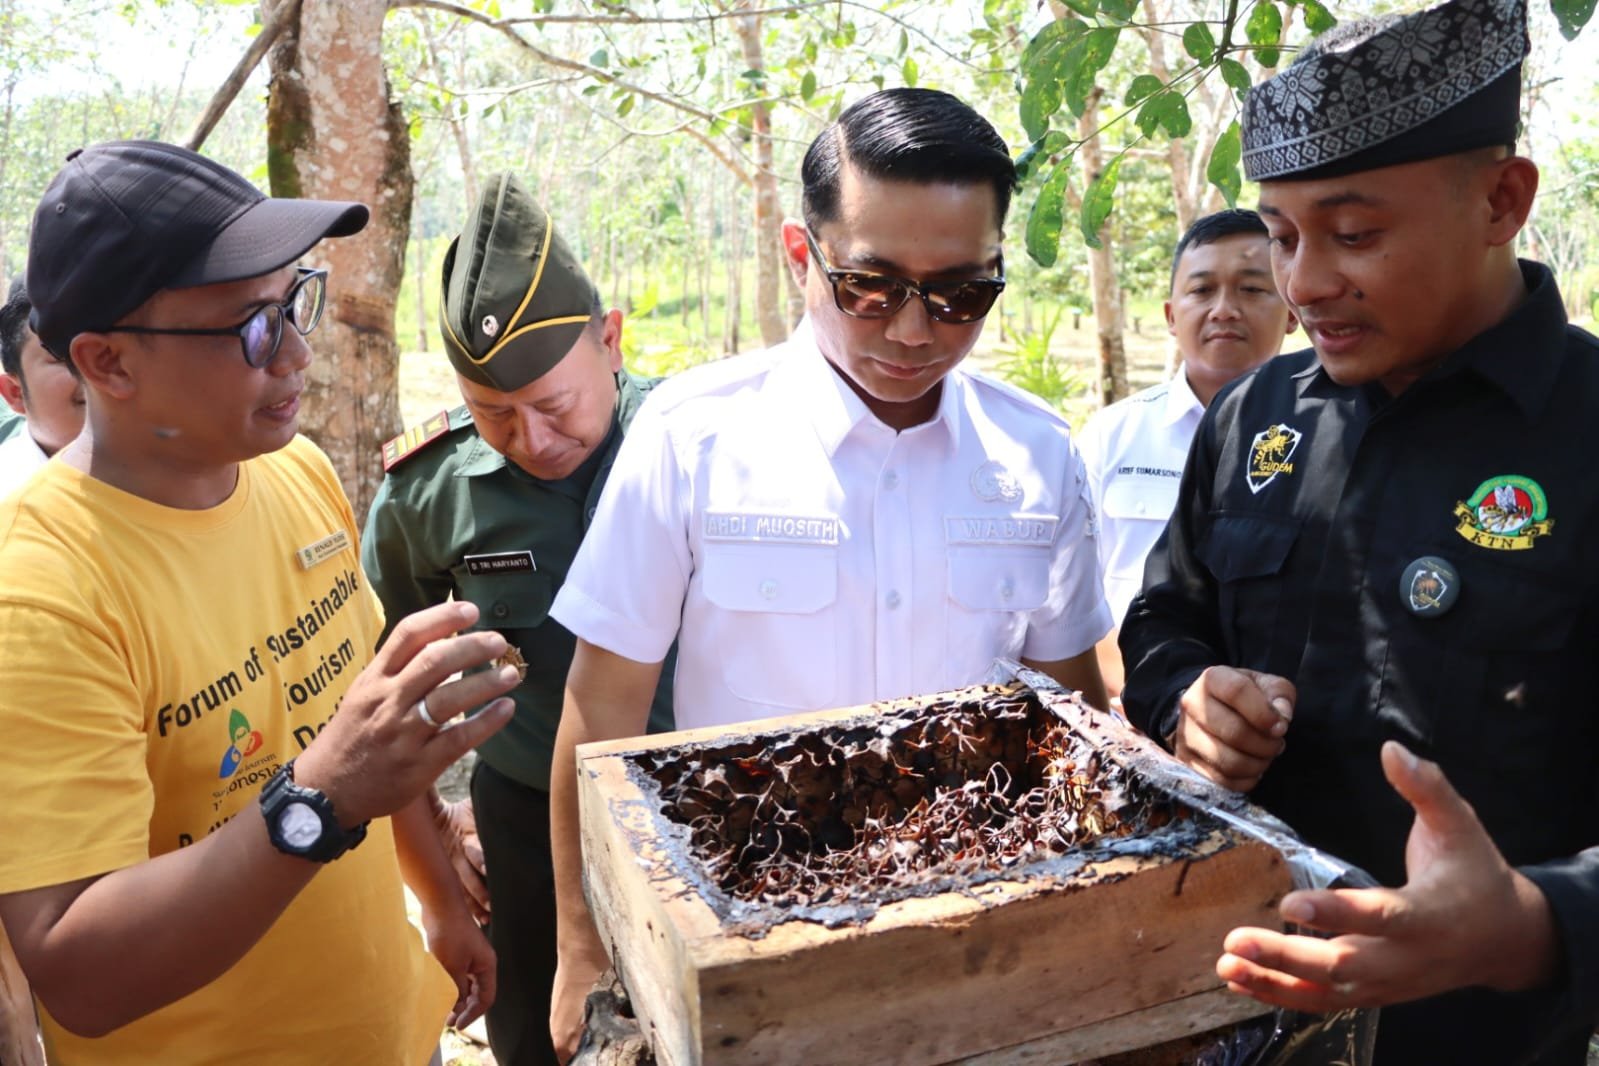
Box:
[1162,371,1204,426]
[781,321,962,456]
[1292,261,1567,416]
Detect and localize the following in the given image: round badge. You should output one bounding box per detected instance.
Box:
[481,314,500,338]
[1400,556,1460,617]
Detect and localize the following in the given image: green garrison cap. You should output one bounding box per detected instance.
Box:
[439,172,597,391]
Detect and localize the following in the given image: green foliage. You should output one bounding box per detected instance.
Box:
[1182,22,1216,63]
[1246,2,1284,68]
[994,308,1087,414]
[1079,155,1122,249]
[1026,162,1073,268]
[1553,0,1598,38]
[1207,121,1243,207]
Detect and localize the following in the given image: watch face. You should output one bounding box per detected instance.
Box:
[279,802,323,850]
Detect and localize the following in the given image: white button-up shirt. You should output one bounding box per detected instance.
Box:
[552,326,1110,729]
[1077,373,1204,626]
[0,429,47,501]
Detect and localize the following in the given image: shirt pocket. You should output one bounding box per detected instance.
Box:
[945,545,1052,686]
[1387,552,1586,778]
[701,542,838,710]
[1195,511,1302,668]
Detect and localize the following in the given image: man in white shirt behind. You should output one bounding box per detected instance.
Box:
[0,279,84,498]
[1077,210,1296,696]
[544,87,1111,1058]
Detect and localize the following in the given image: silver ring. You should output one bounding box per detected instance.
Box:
[414,696,442,729]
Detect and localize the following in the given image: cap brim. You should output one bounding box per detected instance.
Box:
[168,197,370,288]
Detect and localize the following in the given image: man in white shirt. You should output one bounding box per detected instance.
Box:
[0,279,85,498]
[1077,210,1296,695]
[545,87,1111,1057]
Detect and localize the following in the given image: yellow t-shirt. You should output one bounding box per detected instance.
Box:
[0,437,453,1065]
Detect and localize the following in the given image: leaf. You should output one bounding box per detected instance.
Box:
[897,28,909,55]
[1207,121,1243,208]
[589,48,609,68]
[1135,90,1192,138]
[1064,27,1120,118]
[1124,73,1163,106]
[1098,0,1139,20]
[1014,131,1072,182]
[1063,0,1098,17]
[1246,1,1283,66]
[616,93,635,118]
[1552,0,1597,38]
[1026,161,1073,267]
[1300,0,1336,33]
[740,68,766,82]
[1021,16,1086,74]
[1020,76,1064,141]
[903,57,919,86]
[1183,22,1216,62]
[800,70,817,101]
[1219,57,1253,97]
[1079,156,1122,249]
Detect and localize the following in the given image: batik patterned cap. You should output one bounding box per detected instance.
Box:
[1241,0,1529,182]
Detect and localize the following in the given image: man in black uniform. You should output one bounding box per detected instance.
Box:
[1120,0,1599,1061]
[363,173,673,1066]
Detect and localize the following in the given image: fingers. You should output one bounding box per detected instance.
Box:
[427,698,515,759]
[395,632,514,709]
[1241,669,1296,721]
[373,601,481,675]
[1380,741,1479,840]
[1277,886,1411,938]
[1219,926,1382,1009]
[1202,666,1292,739]
[417,663,522,725]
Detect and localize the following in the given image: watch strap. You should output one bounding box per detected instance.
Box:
[260,758,368,863]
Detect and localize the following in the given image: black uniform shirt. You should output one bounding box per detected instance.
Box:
[1122,262,1599,1065]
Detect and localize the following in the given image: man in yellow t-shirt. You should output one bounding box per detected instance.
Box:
[0,141,520,1065]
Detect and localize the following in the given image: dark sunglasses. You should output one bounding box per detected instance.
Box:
[105,267,328,369]
[804,229,1005,325]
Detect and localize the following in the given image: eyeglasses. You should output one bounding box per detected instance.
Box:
[105,267,328,369]
[804,229,1005,324]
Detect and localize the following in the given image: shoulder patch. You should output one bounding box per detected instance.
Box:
[382,409,453,471]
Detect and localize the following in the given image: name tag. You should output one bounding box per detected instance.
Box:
[703,512,841,546]
[464,550,537,575]
[944,515,1058,546]
[295,529,350,570]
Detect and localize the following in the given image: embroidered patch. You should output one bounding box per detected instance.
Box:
[1245,424,1303,494]
[971,461,1023,503]
[1453,476,1553,551]
[703,513,841,546]
[381,409,451,471]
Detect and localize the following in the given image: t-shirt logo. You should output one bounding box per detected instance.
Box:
[1453,475,1553,551]
[219,709,264,778]
[1245,424,1302,494]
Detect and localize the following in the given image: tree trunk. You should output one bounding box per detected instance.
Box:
[732,1,788,347]
[1078,95,1129,407]
[267,0,412,519]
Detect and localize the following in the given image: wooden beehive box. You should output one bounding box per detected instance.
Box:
[576,682,1292,1066]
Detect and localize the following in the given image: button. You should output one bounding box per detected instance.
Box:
[999,577,1015,600]
[885,590,902,610]
[1400,555,1459,617]
[759,579,779,600]
[492,602,510,619]
[883,471,899,489]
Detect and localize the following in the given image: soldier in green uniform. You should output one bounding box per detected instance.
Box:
[362,173,674,1066]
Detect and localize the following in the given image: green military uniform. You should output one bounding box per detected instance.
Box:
[360,172,674,1066]
[362,377,675,789]
[0,407,24,445]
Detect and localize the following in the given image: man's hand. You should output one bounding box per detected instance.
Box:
[551,943,609,1064]
[433,795,490,924]
[294,601,518,826]
[422,904,497,1029]
[1172,666,1295,792]
[1216,741,1560,1012]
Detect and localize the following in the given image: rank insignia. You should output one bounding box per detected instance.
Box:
[1245,423,1302,494]
[971,461,1023,504]
[381,410,451,471]
[1453,476,1553,551]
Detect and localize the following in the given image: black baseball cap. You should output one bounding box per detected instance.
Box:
[26,140,370,359]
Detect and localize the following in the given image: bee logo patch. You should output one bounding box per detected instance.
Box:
[1245,424,1303,494]
[1454,476,1553,551]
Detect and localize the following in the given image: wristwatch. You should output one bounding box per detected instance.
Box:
[259,759,368,863]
